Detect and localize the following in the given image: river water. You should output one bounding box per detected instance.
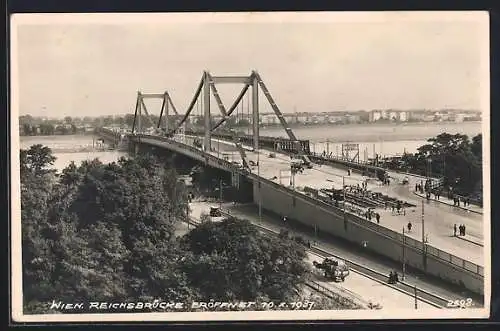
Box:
[20,135,128,172]
[260,121,482,160]
[19,122,482,171]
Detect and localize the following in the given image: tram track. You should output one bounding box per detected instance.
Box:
[216,208,450,309]
[183,215,369,309]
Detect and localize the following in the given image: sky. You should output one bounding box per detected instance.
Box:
[12,12,489,118]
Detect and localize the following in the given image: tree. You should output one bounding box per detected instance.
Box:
[21,147,320,313]
[20,146,58,308]
[180,217,310,302]
[471,134,482,161]
[385,132,482,197]
[124,114,136,127]
[20,144,56,178]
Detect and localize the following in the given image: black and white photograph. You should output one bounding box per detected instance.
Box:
[10,11,490,322]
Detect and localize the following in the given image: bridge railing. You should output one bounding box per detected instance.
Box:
[131,134,483,277]
[184,129,311,154]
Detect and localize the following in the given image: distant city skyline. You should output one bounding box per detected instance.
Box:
[12,12,489,118]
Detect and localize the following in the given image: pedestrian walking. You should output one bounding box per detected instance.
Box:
[453,224,457,237]
[463,224,466,236]
[459,224,464,236]
[376,213,380,224]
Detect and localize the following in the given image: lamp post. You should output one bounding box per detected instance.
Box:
[258,149,262,223]
[414,285,418,309]
[186,202,190,230]
[342,175,347,229]
[421,198,426,240]
[314,223,318,245]
[402,227,406,280]
[219,179,223,208]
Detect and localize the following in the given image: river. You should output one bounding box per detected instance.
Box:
[260,121,482,160]
[19,122,482,171]
[20,135,128,172]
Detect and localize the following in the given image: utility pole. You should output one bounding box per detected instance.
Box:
[314,223,318,244]
[421,200,425,248]
[421,199,427,271]
[258,150,262,223]
[343,176,347,230]
[414,285,418,309]
[219,179,223,208]
[402,227,406,280]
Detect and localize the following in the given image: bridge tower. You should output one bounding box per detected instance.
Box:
[131,69,310,165]
[199,70,260,153]
[131,91,179,135]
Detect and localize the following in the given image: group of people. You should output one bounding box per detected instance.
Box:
[454,224,467,237]
[415,181,442,201]
[365,208,381,224]
[452,196,471,207]
[388,270,400,284]
[387,200,406,216]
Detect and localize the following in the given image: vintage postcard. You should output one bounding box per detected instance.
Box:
[10,11,490,322]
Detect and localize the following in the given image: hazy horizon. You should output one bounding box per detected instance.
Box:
[12,12,489,118]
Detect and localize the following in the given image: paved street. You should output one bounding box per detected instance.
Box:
[186,201,440,310]
[179,135,485,267]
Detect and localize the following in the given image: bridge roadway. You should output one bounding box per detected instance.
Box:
[175,134,484,267]
[186,201,438,310]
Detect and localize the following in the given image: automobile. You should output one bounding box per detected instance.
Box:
[313,257,350,282]
[209,207,222,217]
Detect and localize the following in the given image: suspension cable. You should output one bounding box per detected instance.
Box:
[200,88,203,132]
[246,90,250,135]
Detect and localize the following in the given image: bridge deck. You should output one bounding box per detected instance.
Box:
[176,134,484,267]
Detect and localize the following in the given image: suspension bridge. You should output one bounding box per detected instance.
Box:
[95,70,484,298]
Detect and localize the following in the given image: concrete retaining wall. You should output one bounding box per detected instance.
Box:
[129,134,483,296]
[252,179,484,296]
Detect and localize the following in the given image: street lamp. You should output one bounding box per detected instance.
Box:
[186,202,190,230]
[257,148,262,223]
[421,199,428,270]
[343,175,346,228]
[402,227,406,280]
[219,179,223,208]
[414,284,418,309]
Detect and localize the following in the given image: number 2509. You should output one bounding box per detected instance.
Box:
[447,298,473,308]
